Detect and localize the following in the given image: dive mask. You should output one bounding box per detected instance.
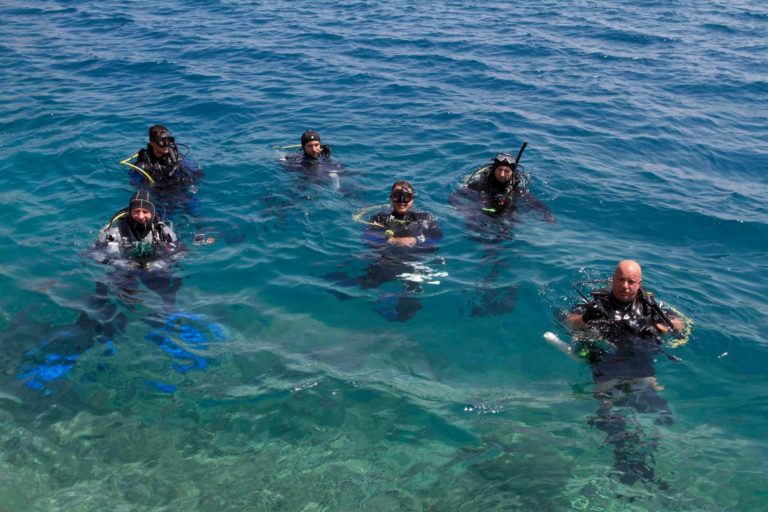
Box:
[391,190,413,204]
[493,153,517,168]
[152,136,175,148]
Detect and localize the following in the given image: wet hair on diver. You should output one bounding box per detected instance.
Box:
[390,180,413,195]
[149,125,171,141]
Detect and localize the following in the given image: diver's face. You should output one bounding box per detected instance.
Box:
[130,207,153,224]
[612,267,642,302]
[390,187,414,215]
[494,165,514,183]
[304,140,323,158]
[150,138,171,158]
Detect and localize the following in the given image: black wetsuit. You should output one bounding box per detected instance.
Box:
[571,290,678,487]
[282,148,342,174]
[363,211,442,247]
[466,167,528,213]
[460,166,554,225]
[325,209,442,322]
[133,144,201,190]
[570,290,673,382]
[96,214,178,266]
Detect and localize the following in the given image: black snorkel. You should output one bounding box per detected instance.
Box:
[638,288,676,331]
[515,141,527,167]
[572,280,611,320]
[573,279,609,304]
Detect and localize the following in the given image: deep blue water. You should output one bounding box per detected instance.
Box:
[1,0,767,510]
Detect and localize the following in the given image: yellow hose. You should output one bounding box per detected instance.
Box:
[119,153,155,186]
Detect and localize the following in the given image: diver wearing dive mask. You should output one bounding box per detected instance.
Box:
[363,181,443,248]
[461,142,553,222]
[133,125,200,188]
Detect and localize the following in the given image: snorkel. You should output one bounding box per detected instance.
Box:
[515,141,528,167]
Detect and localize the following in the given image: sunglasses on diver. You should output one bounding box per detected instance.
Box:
[152,136,175,147]
[391,190,414,203]
[494,153,516,167]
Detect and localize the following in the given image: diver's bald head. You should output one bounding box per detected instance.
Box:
[615,260,642,278]
[612,260,643,302]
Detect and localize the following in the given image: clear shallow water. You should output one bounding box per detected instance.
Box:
[1,0,767,510]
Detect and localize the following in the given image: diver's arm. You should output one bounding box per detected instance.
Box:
[420,218,443,246]
[91,226,123,262]
[655,310,685,333]
[180,156,203,178]
[566,313,588,329]
[362,228,390,245]
[448,188,471,207]
[388,236,418,247]
[128,151,155,187]
[567,301,607,330]
[160,220,177,242]
[362,214,391,245]
[519,192,555,223]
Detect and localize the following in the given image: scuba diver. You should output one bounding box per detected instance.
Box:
[16,191,183,394]
[567,260,685,336]
[457,142,554,223]
[123,125,203,219]
[128,125,201,190]
[280,130,345,192]
[90,190,182,307]
[327,181,443,322]
[95,190,179,266]
[557,260,688,488]
[362,181,443,248]
[298,130,332,162]
[449,142,553,317]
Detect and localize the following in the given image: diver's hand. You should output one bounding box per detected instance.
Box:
[388,236,417,247]
[582,303,608,323]
[656,317,684,333]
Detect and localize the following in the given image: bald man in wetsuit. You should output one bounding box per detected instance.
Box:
[565,259,686,487]
[567,260,684,334]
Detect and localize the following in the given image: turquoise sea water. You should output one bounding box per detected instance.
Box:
[1,0,767,510]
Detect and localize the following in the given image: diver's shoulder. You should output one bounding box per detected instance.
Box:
[466,166,490,188]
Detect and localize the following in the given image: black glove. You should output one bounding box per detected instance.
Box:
[581,303,608,323]
[638,323,662,340]
[321,145,332,157]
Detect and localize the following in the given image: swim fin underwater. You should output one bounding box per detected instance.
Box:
[14,322,117,395]
[543,331,674,489]
[324,270,422,322]
[143,311,227,383]
[372,292,422,323]
[323,256,447,322]
[465,254,518,317]
[468,284,518,317]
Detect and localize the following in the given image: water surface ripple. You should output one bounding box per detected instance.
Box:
[1,0,767,510]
